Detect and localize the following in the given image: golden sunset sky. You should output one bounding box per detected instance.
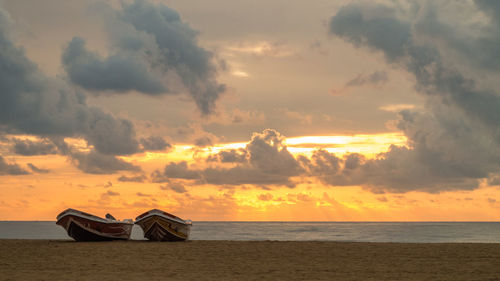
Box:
[1,0,500,221]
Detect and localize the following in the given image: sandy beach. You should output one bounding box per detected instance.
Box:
[1,240,500,280]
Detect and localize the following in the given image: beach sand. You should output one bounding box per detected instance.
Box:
[1,240,500,281]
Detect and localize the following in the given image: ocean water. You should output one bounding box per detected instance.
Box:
[0,221,499,243]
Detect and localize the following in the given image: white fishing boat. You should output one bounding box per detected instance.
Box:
[135,209,192,241]
[56,208,133,241]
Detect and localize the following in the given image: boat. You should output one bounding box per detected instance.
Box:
[56,208,133,241]
[135,209,192,241]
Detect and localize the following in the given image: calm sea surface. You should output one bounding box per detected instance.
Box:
[0,221,499,243]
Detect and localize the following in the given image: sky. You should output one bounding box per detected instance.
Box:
[1,0,500,221]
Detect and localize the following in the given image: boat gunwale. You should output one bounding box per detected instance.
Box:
[56,209,133,225]
[135,210,190,226]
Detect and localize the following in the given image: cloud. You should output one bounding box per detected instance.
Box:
[326,1,500,192]
[100,190,120,200]
[257,193,273,201]
[194,136,214,148]
[345,71,388,87]
[331,70,388,95]
[27,163,49,174]
[226,41,295,57]
[0,156,29,175]
[140,136,171,151]
[206,149,247,163]
[0,6,140,156]
[152,161,201,182]
[378,104,415,113]
[70,150,141,174]
[118,174,147,182]
[12,138,58,156]
[159,182,188,193]
[136,192,151,197]
[63,0,225,114]
[62,37,166,94]
[152,129,304,187]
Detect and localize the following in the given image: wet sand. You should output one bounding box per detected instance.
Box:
[1,240,500,281]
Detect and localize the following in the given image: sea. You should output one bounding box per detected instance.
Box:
[1,221,500,242]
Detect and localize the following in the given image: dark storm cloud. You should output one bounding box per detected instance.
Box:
[152,129,304,187]
[63,0,225,114]
[327,1,500,192]
[12,138,58,156]
[62,37,166,94]
[0,7,140,156]
[413,0,500,71]
[140,136,171,151]
[0,156,29,175]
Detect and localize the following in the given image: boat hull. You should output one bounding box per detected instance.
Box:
[135,210,191,241]
[56,210,133,242]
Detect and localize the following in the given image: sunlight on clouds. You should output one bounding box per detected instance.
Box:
[226,41,294,58]
[378,104,416,112]
[231,70,250,78]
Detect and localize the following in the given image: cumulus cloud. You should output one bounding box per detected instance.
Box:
[62,37,166,94]
[152,161,201,182]
[63,0,225,114]
[206,149,247,163]
[152,129,304,187]
[0,6,140,156]
[0,156,29,175]
[327,1,500,192]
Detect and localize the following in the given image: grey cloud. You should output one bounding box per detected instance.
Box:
[62,37,166,94]
[345,71,388,87]
[27,163,50,174]
[64,0,225,114]
[414,1,500,71]
[151,161,201,182]
[206,148,247,163]
[329,3,411,61]
[159,182,188,193]
[327,1,500,192]
[140,136,171,151]
[101,190,120,198]
[118,174,147,182]
[194,136,214,147]
[0,7,140,156]
[70,150,141,175]
[12,138,58,156]
[152,129,304,187]
[0,156,29,175]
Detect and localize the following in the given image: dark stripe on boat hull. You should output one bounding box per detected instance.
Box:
[67,221,118,242]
